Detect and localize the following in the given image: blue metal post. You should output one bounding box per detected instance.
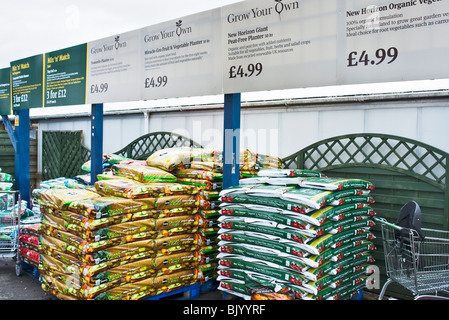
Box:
[223,93,241,189]
[90,104,103,185]
[14,109,30,207]
[1,115,16,152]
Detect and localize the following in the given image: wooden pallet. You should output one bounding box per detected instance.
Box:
[145,282,202,300]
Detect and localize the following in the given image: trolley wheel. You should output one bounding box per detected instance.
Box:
[15,258,22,277]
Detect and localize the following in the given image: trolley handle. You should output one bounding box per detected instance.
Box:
[374,216,425,240]
[373,217,403,231]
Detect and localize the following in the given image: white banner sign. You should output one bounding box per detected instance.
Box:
[81,0,449,104]
[140,9,223,100]
[86,30,141,104]
[221,0,338,94]
[339,0,449,84]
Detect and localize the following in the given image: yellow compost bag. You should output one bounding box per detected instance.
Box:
[94,178,199,199]
[112,164,177,183]
[37,188,100,210]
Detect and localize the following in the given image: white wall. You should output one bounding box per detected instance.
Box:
[35,95,449,173]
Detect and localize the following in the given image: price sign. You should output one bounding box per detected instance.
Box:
[222,0,338,94]
[140,9,222,100]
[44,44,87,107]
[86,29,141,104]
[0,68,11,115]
[10,54,44,110]
[340,0,449,84]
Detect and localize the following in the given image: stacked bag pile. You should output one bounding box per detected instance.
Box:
[0,169,13,191]
[216,168,377,300]
[37,164,206,300]
[0,169,40,266]
[145,147,282,284]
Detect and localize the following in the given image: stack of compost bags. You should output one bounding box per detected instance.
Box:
[146,147,282,284]
[0,169,13,191]
[216,168,377,300]
[37,165,206,300]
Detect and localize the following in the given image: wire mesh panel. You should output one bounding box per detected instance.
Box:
[0,191,18,257]
[380,219,449,297]
[42,131,85,180]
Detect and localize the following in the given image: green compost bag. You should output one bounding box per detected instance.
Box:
[0,172,13,182]
[217,268,307,299]
[307,240,375,267]
[279,187,372,210]
[219,193,313,214]
[328,205,376,222]
[299,176,374,191]
[306,203,372,227]
[217,230,308,259]
[300,228,375,255]
[304,270,368,300]
[218,242,308,274]
[309,215,376,237]
[257,168,325,178]
[219,203,314,229]
[279,188,337,210]
[218,216,311,242]
[329,194,375,206]
[218,256,307,287]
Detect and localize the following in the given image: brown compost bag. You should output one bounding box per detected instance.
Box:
[82,251,202,289]
[93,268,201,300]
[146,147,205,171]
[83,233,203,266]
[37,188,100,209]
[94,178,199,199]
[174,168,223,181]
[112,164,177,183]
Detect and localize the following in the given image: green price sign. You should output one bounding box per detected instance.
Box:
[44,43,87,107]
[0,68,11,115]
[10,54,44,110]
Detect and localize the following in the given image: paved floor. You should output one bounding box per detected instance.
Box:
[0,258,51,300]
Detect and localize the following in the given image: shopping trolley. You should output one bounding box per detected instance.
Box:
[376,201,449,300]
[0,191,22,276]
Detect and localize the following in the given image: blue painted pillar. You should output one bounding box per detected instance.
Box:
[14,109,30,207]
[90,104,103,185]
[223,93,241,189]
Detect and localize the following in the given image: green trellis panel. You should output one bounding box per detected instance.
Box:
[281,133,449,300]
[113,131,203,160]
[42,131,86,180]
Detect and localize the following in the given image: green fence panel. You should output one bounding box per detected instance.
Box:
[113,131,203,160]
[282,133,449,299]
[42,131,86,180]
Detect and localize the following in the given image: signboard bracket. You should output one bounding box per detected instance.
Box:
[14,109,30,208]
[223,93,241,189]
[90,103,104,185]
